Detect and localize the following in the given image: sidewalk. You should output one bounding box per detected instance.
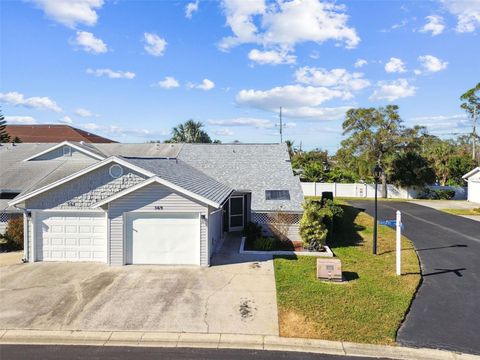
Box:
[0,329,478,360]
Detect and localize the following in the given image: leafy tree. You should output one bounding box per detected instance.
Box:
[425,140,455,185]
[167,119,212,143]
[0,109,11,143]
[341,105,404,197]
[12,136,22,143]
[390,152,435,188]
[460,83,480,160]
[302,162,327,182]
[447,154,477,186]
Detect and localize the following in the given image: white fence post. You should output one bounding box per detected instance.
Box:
[396,210,401,276]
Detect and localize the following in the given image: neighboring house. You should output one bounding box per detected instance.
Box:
[1,141,303,266]
[463,167,480,204]
[4,125,116,143]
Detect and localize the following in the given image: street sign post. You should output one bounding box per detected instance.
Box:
[379,211,403,276]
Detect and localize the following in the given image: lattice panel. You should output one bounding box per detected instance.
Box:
[252,212,300,225]
[0,213,10,224]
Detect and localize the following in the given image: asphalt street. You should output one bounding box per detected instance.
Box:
[0,345,390,360]
[348,200,480,355]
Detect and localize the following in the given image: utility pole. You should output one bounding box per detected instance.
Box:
[473,106,477,161]
[279,106,283,144]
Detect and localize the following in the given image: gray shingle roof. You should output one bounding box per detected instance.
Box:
[177,143,304,212]
[121,157,233,206]
[1,142,303,213]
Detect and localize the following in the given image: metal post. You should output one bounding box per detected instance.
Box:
[396,210,401,276]
[373,180,378,255]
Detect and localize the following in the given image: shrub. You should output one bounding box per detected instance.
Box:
[417,188,456,200]
[2,216,24,250]
[253,236,276,251]
[324,199,344,226]
[268,212,293,243]
[299,200,328,252]
[243,221,262,241]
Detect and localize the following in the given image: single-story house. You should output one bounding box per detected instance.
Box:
[463,167,480,204]
[1,141,303,266]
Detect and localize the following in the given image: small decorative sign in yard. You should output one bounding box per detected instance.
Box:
[317,258,343,282]
[380,211,404,276]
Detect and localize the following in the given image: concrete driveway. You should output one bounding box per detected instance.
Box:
[348,200,480,355]
[0,236,278,336]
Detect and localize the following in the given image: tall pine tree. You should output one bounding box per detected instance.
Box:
[0,108,11,143]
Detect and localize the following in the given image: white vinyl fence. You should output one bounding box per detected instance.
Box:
[301,182,467,200]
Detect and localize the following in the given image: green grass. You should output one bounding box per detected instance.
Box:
[440,208,480,215]
[274,202,420,345]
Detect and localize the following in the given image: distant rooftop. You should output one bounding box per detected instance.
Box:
[4,124,116,143]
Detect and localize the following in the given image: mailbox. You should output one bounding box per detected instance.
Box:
[317,258,343,282]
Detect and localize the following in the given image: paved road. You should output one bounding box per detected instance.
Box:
[0,345,389,360]
[348,200,480,355]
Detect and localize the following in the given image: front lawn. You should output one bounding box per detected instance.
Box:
[274,203,420,345]
[440,208,480,216]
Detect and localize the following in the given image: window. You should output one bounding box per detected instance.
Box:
[109,164,123,178]
[63,146,72,157]
[265,190,290,200]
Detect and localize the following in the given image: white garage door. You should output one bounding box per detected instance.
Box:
[126,212,200,265]
[35,212,107,262]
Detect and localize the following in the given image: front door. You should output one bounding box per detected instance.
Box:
[229,196,244,231]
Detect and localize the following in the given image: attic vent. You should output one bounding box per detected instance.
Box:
[109,164,123,179]
[265,190,290,200]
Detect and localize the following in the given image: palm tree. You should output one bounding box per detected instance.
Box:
[168,120,212,143]
[285,140,295,158]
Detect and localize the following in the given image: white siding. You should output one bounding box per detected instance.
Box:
[33,146,99,161]
[108,182,209,266]
[208,206,223,255]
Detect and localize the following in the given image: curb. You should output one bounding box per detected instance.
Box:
[0,329,478,359]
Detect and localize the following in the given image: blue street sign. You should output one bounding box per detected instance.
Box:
[379,220,404,229]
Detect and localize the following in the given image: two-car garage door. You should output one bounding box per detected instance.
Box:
[34,211,201,265]
[35,212,106,262]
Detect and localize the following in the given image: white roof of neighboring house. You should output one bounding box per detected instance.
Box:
[462,167,480,180]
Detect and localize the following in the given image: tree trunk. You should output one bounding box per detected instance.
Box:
[381,172,388,198]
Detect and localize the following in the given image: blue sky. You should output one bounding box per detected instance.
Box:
[1,0,479,151]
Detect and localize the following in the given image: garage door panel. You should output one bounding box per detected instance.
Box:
[35,212,106,263]
[126,212,200,265]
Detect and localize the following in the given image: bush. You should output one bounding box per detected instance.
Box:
[253,236,276,251]
[1,216,23,250]
[299,200,328,252]
[417,188,456,200]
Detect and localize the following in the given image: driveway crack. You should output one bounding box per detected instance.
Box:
[203,273,238,333]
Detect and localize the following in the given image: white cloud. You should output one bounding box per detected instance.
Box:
[143,32,167,57]
[0,91,62,112]
[156,76,180,89]
[188,78,215,90]
[294,67,370,91]
[441,0,480,33]
[219,0,359,59]
[418,55,448,73]
[354,58,367,68]
[86,68,136,79]
[74,31,107,53]
[208,117,274,128]
[385,57,406,73]
[185,0,199,19]
[420,15,445,36]
[248,48,296,65]
[237,85,348,111]
[281,106,350,120]
[212,128,234,136]
[81,122,166,138]
[59,115,73,124]
[75,108,94,117]
[4,116,37,124]
[370,79,416,101]
[407,114,469,134]
[30,0,104,28]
